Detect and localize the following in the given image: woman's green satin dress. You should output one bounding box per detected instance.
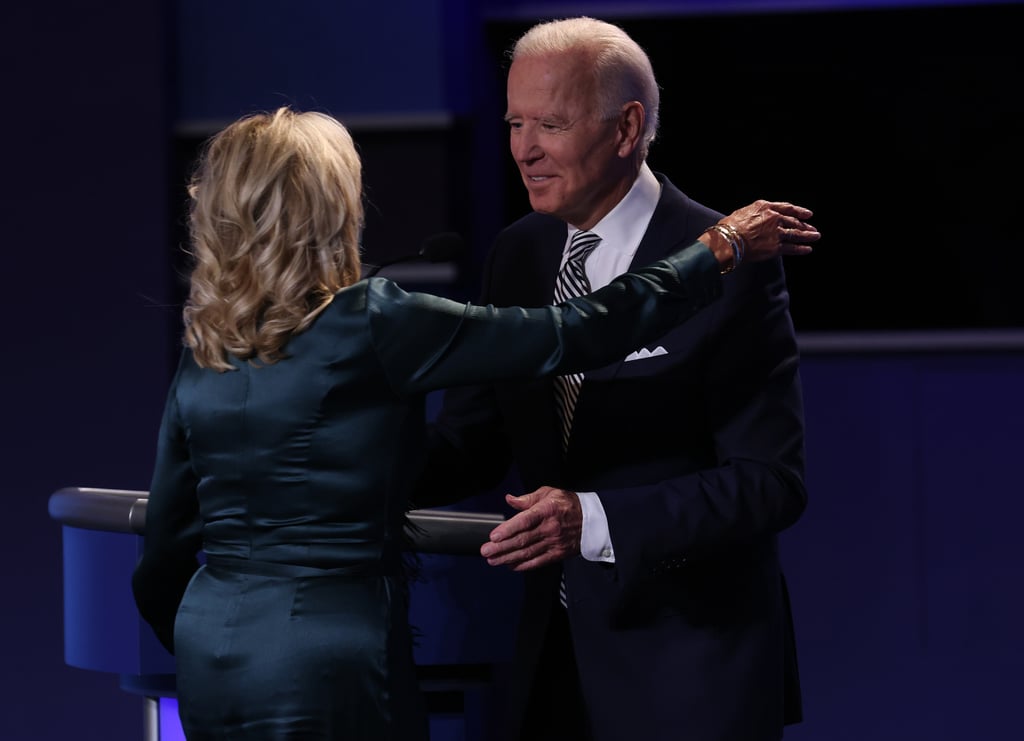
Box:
[132,243,720,740]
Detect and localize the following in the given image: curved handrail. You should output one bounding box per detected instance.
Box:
[48,487,502,556]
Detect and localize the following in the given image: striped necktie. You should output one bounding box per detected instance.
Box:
[552,229,601,609]
[552,230,602,451]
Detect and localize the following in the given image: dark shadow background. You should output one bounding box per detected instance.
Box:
[487,4,1024,330]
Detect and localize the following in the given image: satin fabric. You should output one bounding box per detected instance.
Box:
[132,247,723,740]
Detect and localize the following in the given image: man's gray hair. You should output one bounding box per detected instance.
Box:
[511,16,660,158]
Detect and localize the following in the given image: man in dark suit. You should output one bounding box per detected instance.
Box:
[416,16,807,741]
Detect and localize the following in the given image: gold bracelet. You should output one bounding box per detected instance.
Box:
[703,224,740,274]
[715,222,746,266]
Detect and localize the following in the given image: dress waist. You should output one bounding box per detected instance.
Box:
[204,554,397,579]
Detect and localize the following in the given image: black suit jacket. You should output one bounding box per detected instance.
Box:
[418,175,806,741]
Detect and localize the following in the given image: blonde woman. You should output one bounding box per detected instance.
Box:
[131,106,818,740]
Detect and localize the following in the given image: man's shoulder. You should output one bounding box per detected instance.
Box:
[489,212,565,266]
[499,211,564,240]
[651,171,725,223]
[643,172,724,246]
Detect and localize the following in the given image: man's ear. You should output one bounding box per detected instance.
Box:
[616,101,645,158]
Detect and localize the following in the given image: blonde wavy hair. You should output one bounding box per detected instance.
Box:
[183,107,364,371]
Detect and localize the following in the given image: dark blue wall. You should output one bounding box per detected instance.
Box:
[4,1,172,738]
[786,346,1024,740]
[7,1,1022,739]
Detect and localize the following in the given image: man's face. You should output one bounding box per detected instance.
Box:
[505,52,633,230]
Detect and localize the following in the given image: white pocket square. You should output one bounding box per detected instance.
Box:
[625,346,668,362]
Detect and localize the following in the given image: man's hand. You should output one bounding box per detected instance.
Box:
[480,486,582,571]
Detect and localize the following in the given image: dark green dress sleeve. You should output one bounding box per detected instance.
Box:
[131,352,204,654]
[367,240,722,395]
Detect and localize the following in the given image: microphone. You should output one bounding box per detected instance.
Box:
[363,232,464,278]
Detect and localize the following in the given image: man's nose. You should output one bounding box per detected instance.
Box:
[511,129,542,164]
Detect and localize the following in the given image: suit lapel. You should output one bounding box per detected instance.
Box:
[536,225,565,304]
[495,216,570,482]
[511,182,704,460]
[502,177,716,471]
[629,174,698,271]
[577,177,694,385]
[565,178,709,460]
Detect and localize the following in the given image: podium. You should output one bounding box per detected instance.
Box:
[48,486,509,741]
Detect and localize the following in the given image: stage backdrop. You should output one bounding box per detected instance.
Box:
[7,1,1021,739]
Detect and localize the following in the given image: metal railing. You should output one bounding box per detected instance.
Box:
[48,486,502,556]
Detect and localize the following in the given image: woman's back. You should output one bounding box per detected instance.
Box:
[178,288,415,570]
[167,281,436,740]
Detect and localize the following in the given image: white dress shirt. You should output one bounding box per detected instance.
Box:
[562,163,661,563]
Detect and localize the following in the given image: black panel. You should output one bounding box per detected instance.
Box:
[486,4,1024,331]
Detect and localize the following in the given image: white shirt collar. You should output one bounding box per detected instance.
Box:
[565,162,661,258]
